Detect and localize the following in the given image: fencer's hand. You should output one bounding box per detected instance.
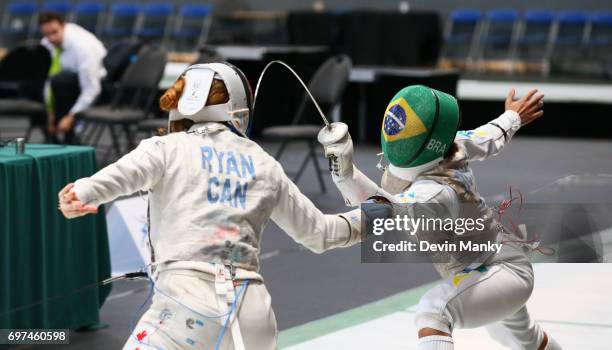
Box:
[58,183,98,219]
[322,133,354,180]
[505,89,544,126]
[57,113,76,133]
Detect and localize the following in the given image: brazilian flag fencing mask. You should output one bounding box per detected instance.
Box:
[381,85,460,181]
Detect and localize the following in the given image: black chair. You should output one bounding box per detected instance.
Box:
[79,46,167,162]
[261,55,352,192]
[102,39,144,92]
[0,43,50,141]
[76,39,144,141]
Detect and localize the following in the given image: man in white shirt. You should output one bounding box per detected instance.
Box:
[39,12,107,143]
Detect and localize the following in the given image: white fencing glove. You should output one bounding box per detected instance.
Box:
[318,122,393,207]
[323,129,354,180]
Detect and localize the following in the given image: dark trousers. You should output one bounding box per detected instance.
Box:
[49,71,81,144]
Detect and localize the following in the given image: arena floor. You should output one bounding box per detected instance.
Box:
[2,116,612,349]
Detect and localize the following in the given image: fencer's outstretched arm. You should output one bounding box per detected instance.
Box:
[318,113,519,208]
[72,137,166,206]
[269,159,361,253]
[458,88,544,161]
[318,89,544,208]
[317,110,525,208]
[455,110,521,162]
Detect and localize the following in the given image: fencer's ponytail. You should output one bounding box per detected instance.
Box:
[159,76,229,112]
[207,79,230,106]
[158,76,230,135]
[159,75,186,112]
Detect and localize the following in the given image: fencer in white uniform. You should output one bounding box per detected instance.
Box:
[319,85,562,350]
[58,63,359,350]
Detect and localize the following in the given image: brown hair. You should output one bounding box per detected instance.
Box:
[158,75,230,135]
[38,11,65,26]
[444,142,459,159]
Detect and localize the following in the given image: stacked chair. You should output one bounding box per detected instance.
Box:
[440,7,612,77]
[0,1,214,51]
[475,9,520,73]
[515,10,556,75]
[439,9,482,69]
[170,4,213,52]
[72,2,105,34]
[135,3,173,45]
[585,12,612,78]
[41,1,72,16]
[549,11,588,74]
[0,2,38,48]
[102,3,140,46]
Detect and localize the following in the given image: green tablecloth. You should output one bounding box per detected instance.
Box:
[0,144,111,329]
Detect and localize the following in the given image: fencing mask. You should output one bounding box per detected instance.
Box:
[168,62,253,137]
[380,85,460,181]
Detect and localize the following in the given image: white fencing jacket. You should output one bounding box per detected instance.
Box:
[73,123,358,279]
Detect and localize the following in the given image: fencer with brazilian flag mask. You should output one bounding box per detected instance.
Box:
[381,85,460,183]
[319,85,561,350]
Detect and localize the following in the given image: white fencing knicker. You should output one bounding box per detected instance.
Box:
[414,232,562,350]
[123,263,277,350]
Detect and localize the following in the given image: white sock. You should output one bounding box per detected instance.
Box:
[418,335,454,350]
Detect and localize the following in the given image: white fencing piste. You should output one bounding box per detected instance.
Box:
[283,264,612,350]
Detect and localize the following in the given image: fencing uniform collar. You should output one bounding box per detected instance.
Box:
[187,122,229,134]
[387,157,443,181]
